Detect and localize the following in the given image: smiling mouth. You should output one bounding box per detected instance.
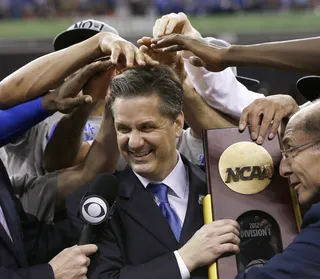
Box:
[129,150,152,158]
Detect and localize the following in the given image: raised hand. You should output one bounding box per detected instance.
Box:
[98,32,158,67]
[239,94,299,144]
[82,57,116,102]
[152,12,201,39]
[151,34,227,72]
[137,37,186,81]
[42,59,114,114]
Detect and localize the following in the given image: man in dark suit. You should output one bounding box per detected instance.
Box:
[0,157,100,278]
[75,65,240,279]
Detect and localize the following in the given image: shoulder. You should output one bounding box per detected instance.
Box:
[301,202,320,230]
[181,154,206,184]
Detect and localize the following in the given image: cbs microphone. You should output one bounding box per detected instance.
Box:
[78,173,119,245]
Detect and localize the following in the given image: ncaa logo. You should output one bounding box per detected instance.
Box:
[80,195,108,225]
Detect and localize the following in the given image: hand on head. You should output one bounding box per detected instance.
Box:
[137,37,186,82]
[151,34,227,72]
[42,59,115,114]
[98,32,159,68]
[138,13,227,72]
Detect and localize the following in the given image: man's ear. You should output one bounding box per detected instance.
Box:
[174,112,184,137]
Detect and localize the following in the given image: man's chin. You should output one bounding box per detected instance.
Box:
[298,193,318,207]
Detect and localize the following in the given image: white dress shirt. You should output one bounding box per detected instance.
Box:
[133,152,191,279]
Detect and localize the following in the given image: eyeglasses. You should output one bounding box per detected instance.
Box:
[280,138,320,159]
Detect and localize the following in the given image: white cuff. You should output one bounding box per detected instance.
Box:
[174,251,191,279]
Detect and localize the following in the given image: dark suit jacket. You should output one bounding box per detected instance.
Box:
[82,155,208,279]
[0,160,75,279]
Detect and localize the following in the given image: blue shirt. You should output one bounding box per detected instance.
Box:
[0,97,49,147]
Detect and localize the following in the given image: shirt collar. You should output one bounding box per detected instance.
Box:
[133,152,188,199]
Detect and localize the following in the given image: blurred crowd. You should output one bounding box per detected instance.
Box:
[0,0,319,19]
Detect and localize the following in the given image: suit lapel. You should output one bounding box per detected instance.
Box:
[0,160,28,267]
[179,157,207,247]
[117,167,178,250]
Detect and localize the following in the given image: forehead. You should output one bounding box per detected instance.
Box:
[283,115,308,145]
[113,95,165,123]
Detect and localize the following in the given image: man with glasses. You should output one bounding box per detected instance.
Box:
[232,101,320,279]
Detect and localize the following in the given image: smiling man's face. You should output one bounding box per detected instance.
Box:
[113,94,183,181]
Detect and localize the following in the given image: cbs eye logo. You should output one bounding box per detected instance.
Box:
[80,195,108,225]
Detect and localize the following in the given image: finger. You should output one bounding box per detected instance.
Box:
[122,45,135,67]
[247,109,261,141]
[86,256,91,267]
[110,45,121,64]
[268,113,282,139]
[218,243,240,255]
[144,53,159,66]
[134,49,146,66]
[74,61,103,85]
[212,224,240,237]
[99,59,115,71]
[79,266,88,276]
[151,35,181,49]
[157,17,170,37]
[189,56,205,68]
[218,233,241,246]
[239,108,249,131]
[78,244,98,256]
[257,109,275,144]
[59,96,92,111]
[139,45,149,54]
[137,37,152,47]
[165,18,178,35]
[210,219,240,229]
[153,18,160,38]
[157,45,186,52]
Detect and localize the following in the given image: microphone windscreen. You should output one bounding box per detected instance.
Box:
[89,173,119,205]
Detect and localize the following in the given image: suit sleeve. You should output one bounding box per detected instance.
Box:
[0,264,54,279]
[235,226,320,279]
[88,218,182,279]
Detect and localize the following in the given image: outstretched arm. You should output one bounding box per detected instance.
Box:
[0,32,157,109]
[55,102,119,207]
[152,34,320,75]
[44,60,115,172]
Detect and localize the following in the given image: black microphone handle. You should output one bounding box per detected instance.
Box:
[78,224,93,245]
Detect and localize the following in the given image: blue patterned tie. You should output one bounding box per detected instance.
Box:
[148,183,181,241]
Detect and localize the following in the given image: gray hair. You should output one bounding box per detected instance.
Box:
[296,99,320,148]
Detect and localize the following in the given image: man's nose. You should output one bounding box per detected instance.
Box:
[279,156,292,178]
[128,131,144,150]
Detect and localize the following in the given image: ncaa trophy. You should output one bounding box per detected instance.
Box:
[202,127,301,279]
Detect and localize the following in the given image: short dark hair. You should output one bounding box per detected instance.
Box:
[109,65,183,120]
